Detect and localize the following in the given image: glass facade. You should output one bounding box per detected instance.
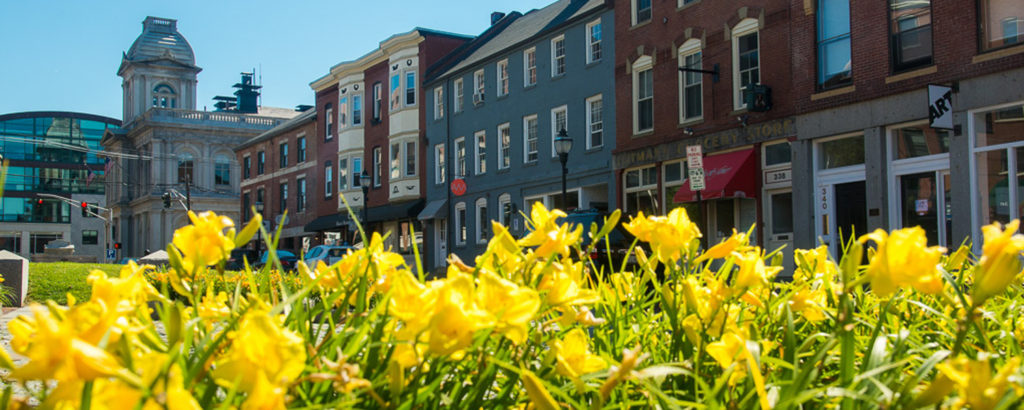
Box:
[0,112,119,223]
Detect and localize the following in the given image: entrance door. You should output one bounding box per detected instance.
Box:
[895,170,951,246]
[816,178,867,252]
[764,189,794,269]
[435,218,448,268]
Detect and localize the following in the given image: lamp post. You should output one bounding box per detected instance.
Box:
[254,201,264,253]
[554,128,573,210]
[359,170,371,234]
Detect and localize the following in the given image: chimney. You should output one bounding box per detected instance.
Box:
[491,12,506,25]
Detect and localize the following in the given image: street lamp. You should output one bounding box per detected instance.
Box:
[359,170,371,232]
[554,128,573,210]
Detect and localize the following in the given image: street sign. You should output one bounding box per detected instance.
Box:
[106,249,116,260]
[688,168,706,191]
[686,145,703,169]
[451,178,467,196]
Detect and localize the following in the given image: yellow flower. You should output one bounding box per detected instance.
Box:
[733,248,781,289]
[7,305,124,382]
[859,227,945,297]
[975,220,1024,302]
[213,300,306,393]
[537,260,600,307]
[476,221,525,275]
[936,356,1021,410]
[427,273,495,357]
[695,229,748,263]
[476,271,540,344]
[788,286,828,322]
[87,261,157,313]
[706,331,746,371]
[623,207,702,264]
[553,328,607,379]
[794,245,839,286]
[519,202,567,247]
[172,210,236,272]
[198,290,231,325]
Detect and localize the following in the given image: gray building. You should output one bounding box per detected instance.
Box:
[421,0,614,271]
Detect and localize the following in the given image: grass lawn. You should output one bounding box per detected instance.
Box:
[27,262,122,305]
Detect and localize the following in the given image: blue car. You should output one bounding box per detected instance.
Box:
[255,250,298,271]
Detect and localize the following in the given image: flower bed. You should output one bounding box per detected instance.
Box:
[0,204,1022,409]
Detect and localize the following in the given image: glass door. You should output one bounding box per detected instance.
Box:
[895,170,951,246]
[765,189,793,269]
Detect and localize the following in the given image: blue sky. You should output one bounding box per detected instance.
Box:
[0,0,556,120]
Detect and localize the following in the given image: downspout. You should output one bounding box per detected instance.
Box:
[445,75,453,269]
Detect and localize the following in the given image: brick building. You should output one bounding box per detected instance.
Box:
[235,108,317,255]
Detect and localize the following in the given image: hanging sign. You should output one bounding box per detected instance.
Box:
[450,178,467,196]
[928,84,953,130]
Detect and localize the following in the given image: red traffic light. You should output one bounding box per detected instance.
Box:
[81,201,88,209]
[36,198,43,205]
[113,242,122,250]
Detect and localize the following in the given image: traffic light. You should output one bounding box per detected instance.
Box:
[113,242,122,250]
[162,193,171,208]
[81,201,89,217]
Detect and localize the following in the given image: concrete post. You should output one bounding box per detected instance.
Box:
[0,250,29,307]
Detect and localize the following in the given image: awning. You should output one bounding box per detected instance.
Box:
[366,199,425,223]
[417,199,448,220]
[304,213,353,232]
[673,148,758,203]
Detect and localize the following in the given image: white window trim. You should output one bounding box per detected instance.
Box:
[455,202,467,246]
[325,108,334,140]
[498,193,512,226]
[885,120,952,246]
[497,59,509,97]
[551,105,568,158]
[454,78,464,113]
[551,34,566,78]
[585,95,603,150]
[632,55,654,135]
[455,136,467,178]
[586,19,602,64]
[404,70,417,108]
[523,114,538,163]
[433,87,444,120]
[404,139,417,178]
[677,39,704,123]
[474,70,486,104]
[524,47,537,87]
[498,122,511,170]
[474,130,487,175]
[732,18,760,111]
[434,143,446,184]
[631,0,652,26]
[325,164,333,197]
[352,94,363,126]
[476,197,489,244]
[623,165,659,214]
[661,159,687,211]
[968,101,1024,252]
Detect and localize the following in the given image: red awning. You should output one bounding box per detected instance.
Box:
[673,148,758,203]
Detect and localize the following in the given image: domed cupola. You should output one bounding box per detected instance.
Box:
[123,17,197,68]
[118,17,201,125]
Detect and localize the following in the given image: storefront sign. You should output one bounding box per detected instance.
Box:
[450,178,467,196]
[763,168,792,188]
[614,118,796,169]
[928,85,953,130]
[688,168,706,190]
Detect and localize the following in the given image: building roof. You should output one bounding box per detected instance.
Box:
[428,0,605,82]
[256,106,305,119]
[124,17,198,69]
[235,108,316,151]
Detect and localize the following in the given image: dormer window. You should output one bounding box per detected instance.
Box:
[152,84,177,108]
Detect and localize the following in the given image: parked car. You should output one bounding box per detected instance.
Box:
[303,245,354,267]
[254,250,298,271]
[557,209,642,275]
[225,249,259,271]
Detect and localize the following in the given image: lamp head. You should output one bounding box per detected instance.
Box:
[554,128,573,155]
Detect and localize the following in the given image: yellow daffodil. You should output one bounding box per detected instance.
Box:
[213,300,306,393]
[935,356,1022,410]
[624,207,702,264]
[696,229,749,263]
[553,328,607,379]
[476,271,540,344]
[172,210,236,272]
[974,220,1024,302]
[860,227,945,297]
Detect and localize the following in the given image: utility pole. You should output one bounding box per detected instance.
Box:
[185,175,192,211]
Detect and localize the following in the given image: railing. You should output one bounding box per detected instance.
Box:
[132,108,289,129]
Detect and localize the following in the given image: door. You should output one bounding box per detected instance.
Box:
[895,170,951,246]
[817,178,867,252]
[765,189,794,269]
[435,218,448,268]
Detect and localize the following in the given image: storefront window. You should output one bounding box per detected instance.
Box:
[764,141,792,166]
[973,103,1024,230]
[818,135,864,169]
[624,166,658,215]
[890,123,952,246]
[895,126,949,159]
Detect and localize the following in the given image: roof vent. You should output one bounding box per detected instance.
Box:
[491,12,506,26]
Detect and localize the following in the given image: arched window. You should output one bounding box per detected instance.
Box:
[153,84,177,108]
[178,153,194,184]
[215,155,231,186]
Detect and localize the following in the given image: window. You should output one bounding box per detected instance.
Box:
[455,202,467,245]
[455,137,467,177]
[633,0,652,25]
[435,144,446,184]
[889,0,932,71]
[624,166,659,215]
[980,1,1023,51]
[215,155,231,186]
[326,104,334,139]
[257,188,265,209]
[633,58,654,133]
[551,35,566,77]
[352,95,362,125]
[243,155,251,179]
[152,84,177,108]
[474,70,485,103]
[498,123,511,169]
[586,96,603,149]
[405,141,416,177]
[339,158,348,191]
[524,47,537,86]
[475,131,487,175]
[373,82,383,122]
[434,87,444,120]
[818,135,865,169]
[297,178,307,212]
[178,153,194,183]
[454,78,464,112]
[551,106,567,157]
[524,115,539,163]
[476,198,489,244]
[679,40,703,122]
[298,137,306,162]
[339,97,349,128]
[325,162,333,198]
[243,193,250,221]
[497,59,509,97]
[82,230,98,245]
[391,73,402,111]
[280,182,288,213]
[817,0,853,88]
[587,20,602,63]
[352,157,362,188]
[894,126,950,159]
[280,142,289,168]
[733,19,760,110]
[391,143,401,179]
[972,103,1024,232]
[406,71,416,106]
[373,147,382,187]
[499,193,513,227]
[257,151,265,174]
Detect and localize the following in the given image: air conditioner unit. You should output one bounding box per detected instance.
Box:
[473,92,485,105]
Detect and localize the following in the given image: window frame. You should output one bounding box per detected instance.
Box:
[498,122,512,169]
[257,151,265,175]
[497,59,510,97]
[373,82,383,122]
[623,165,659,214]
[476,197,489,244]
[391,142,402,180]
[732,19,761,110]
[551,34,566,77]
[297,136,306,162]
[551,105,568,158]
[405,71,417,107]
[632,56,654,134]
[632,0,652,26]
[454,78,464,113]
[435,143,446,184]
[339,96,349,128]
[455,137,467,178]
[434,86,444,120]
[678,39,704,123]
[177,153,194,184]
[339,157,349,191]
[279,142,289,169]
[325,106,334,140]
[524,114,539,163]
[214,155,231,186]
[586,19,602,64]
[524,47,537,87]
[455,202,467,246]
[474,69,486,103]
[373,146,382,187]
[585,95,603,150]
[352,95,363,126]
[817,0,854,87]
[243,155,251,179]
[325,161,333,198]
[279,181,289,214]
[498,193,513,227]
[405,140,417,177]
[887,0,933,72]
[297,177,307,212]
[475,130,487,175]
[978,1,1024,53]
